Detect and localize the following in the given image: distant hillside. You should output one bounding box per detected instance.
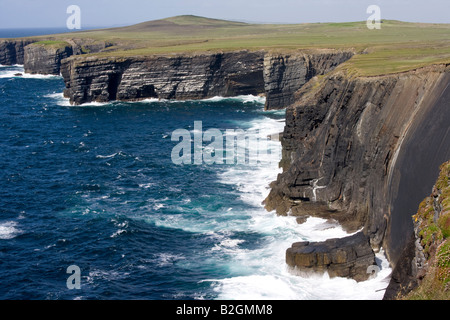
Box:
[104,15,248,33]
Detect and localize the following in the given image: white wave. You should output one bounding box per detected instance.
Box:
[0,66,62,79]
[207,113,392,300]
[110,229,127,238]
[77,101,111,107]
[128,95,265,105]
[205,212,391,300]
[0,221,21,240]
[140,98,167,103]
[96,153,118,159]
[44,92,113,107]
[211,239,245,252]
[201,95,266,104]
[86,269,130,284]
[22,73,62,79]
[211,250,391,300]
[138,182,155,189]
[155,253,185,267]
[139,95,266,105]
[42,91,266,107]
[44,92,71,106]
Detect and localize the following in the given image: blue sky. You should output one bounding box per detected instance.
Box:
[0,0,449,29]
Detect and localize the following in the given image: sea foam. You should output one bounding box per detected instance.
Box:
[0,221,21,240]
[207,109,392,300]
[0,65,62,79]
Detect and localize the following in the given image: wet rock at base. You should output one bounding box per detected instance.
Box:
[286,231,376,282]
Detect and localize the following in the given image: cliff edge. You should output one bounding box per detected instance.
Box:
[265,64,450,283]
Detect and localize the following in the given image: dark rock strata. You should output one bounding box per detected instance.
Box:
[263,50,353,110]
[286,232,376,282]
[61,51,266,105]
[1,40,353,106]
[24,42,73,75]
[265,64,450,282]
[0,39,36,65]
[60,49,353,106]
[0,38,113,75]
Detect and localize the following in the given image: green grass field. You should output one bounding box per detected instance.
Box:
[17,15,450,76]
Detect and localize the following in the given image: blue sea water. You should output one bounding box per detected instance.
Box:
[0,27,105,38]
[0,65,391,300]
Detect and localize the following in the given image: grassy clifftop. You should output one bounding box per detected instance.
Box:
[9,15,450,76]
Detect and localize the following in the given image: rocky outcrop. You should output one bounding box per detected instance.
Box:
[263,50,353,110]
[1,39,353,104]
[265,64,450,279]
[24,42,73,75]
[286,232,376,282]
[61,51,267,105]
[59,49,353,105]
[0,39,36,65]
[0,38,114,75]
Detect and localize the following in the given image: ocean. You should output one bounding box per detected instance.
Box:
[0,65,391,300]
[0,27,104,39]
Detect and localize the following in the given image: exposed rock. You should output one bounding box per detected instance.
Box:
[24,42,73,75]
[286,232,376,282]
[296,216,309,225]
[61,51,267,105]
[66,39,114,56]
[0,39,36,65]
[1,38,115,74]
[383,232,417,299]
[60,49,353,106]
[263,50,353,110]
[265,65,450,269]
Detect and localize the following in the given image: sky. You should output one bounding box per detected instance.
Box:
[0,0,449,29]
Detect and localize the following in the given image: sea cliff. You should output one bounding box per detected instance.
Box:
[264,64,450,289]
[59,49,352,106]
[0,39,353,108]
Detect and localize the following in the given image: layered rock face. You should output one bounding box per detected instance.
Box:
[263,50,353,110]
[61,51,266,105]
[1,41,353,106]
[265,65,450,279]
[24,43,73,75]
[60,49,353,106]
[286,232,376,282]
[0,39,113,75]
[0,39,36,65]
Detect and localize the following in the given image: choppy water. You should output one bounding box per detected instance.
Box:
[0,65,391,300]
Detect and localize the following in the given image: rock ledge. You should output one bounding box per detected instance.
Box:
[286,231,376,282]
